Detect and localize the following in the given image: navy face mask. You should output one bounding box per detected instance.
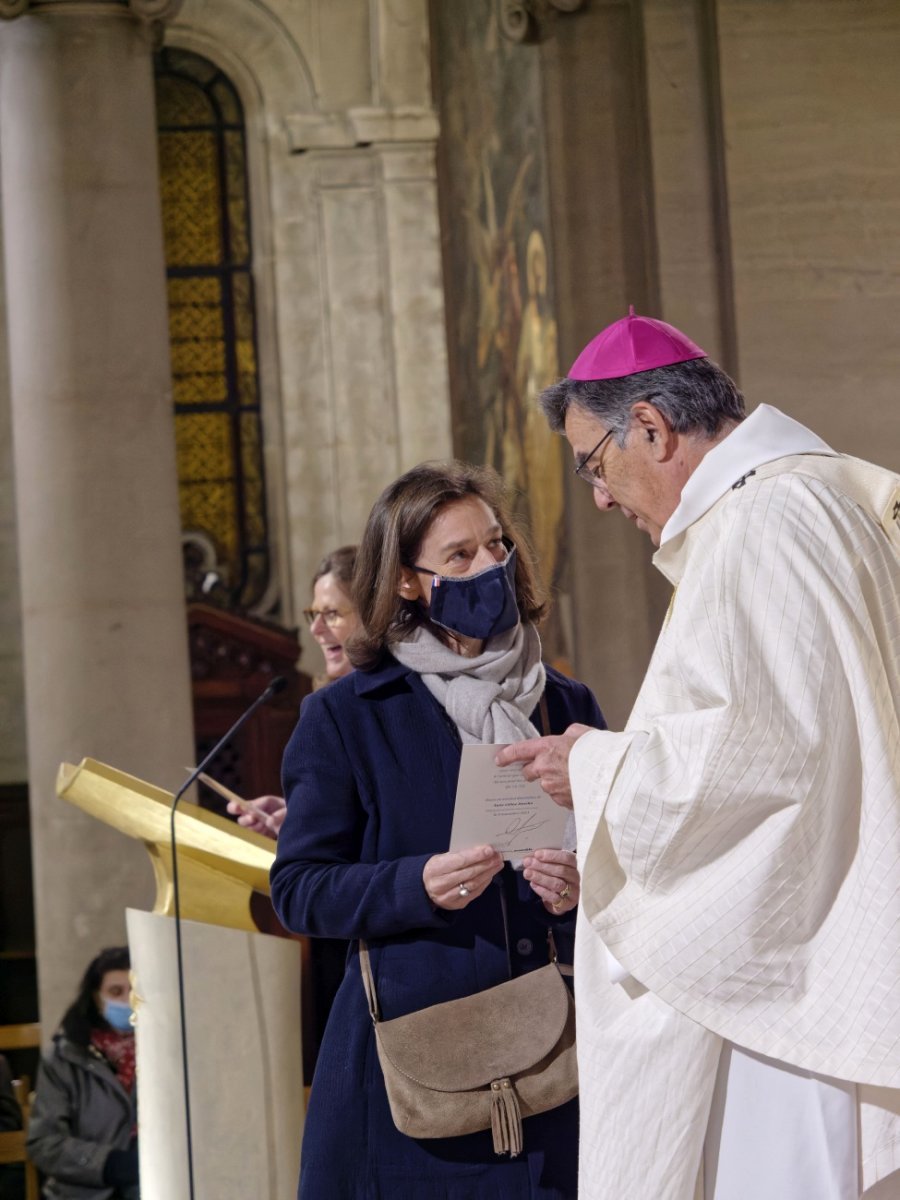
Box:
[409,542,520,641]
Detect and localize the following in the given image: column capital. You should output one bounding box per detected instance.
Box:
[0,0,183,21]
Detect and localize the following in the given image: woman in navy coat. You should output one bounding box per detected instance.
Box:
[271,462,605,1199]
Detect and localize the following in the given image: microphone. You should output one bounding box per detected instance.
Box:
[173,673,288,814]
[168,673,287,1200]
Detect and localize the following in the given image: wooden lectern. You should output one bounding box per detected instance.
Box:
[56,758,303,1200]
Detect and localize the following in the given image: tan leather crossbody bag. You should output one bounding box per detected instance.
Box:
[359,933,577,1157]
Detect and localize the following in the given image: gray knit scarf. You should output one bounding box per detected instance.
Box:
[390,621,546,745]
[392,621,576,861]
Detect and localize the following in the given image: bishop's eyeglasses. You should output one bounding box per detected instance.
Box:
[573,428,614,488]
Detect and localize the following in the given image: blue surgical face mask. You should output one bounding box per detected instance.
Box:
[102,998,133,1033]
[409,542,520,641]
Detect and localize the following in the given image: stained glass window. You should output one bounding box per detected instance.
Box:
[154,48,270,610]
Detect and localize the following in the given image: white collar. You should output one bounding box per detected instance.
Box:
[659,404,833,546]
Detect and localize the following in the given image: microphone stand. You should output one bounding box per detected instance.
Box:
[168,674,287,1200]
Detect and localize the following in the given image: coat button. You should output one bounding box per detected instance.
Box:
[516,938,533,956]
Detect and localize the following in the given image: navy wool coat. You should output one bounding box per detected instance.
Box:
[271,654,606,1200]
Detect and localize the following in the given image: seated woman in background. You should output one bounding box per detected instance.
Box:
[271,461,606,1199]
[28,947,138,1200]
[228,543,360,838]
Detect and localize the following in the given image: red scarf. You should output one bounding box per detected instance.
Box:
[90,1028,136,1094]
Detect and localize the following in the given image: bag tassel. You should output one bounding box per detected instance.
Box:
[490,1078,523,1157]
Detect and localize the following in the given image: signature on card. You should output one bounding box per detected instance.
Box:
[492,812,550,851]
[450,744,568,859]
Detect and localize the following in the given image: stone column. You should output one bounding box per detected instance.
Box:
[0,0,195,1030]
[379,140,452,470]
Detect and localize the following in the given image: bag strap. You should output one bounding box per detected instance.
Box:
[358,941,381,1023]
[539,692,574,978]
[361,691,567,1017]
[547,927,559,962]
[360,933,569,1023]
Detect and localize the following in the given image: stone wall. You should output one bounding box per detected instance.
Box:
[0,0,450,1029]
[0,0,898,1021]
[538,0,900,727]
[168,0,451,641]
[719,0,900,457]
[0,0,452,757]
[0,206,25,785]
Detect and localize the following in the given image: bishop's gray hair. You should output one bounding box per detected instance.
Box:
[539,357,745,446]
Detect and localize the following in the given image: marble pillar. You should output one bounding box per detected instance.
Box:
[0,0,196,1031]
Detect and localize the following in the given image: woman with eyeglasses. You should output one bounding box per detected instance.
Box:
[271,461,605,1200]
[226,546,361,1065]
[227,545,361,839]
[303,544,361,687]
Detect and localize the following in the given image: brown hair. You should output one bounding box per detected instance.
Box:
[349,461,546,669]
[312,545,358,592]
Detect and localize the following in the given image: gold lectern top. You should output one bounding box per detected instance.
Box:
[57,758,276,932]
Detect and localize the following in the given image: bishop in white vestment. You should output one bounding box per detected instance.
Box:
[500,311,900,1200]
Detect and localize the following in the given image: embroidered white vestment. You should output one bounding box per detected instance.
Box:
[571,406,900,1198]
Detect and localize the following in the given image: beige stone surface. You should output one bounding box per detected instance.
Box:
[127,908,303,1200]
[0,7,195,1028]
[0,0,450,760]
[319,158,402,522]
[644,0,727,363]
[545,0,900,728]
[170,0,450,640]
[540,3,671,729]
[0,202,25,785]
[381,144,452,468]
[719,0,900,464]
[373,0,431,109]
[295,0,373,111]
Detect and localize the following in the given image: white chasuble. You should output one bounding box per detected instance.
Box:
[571,406,900,1199]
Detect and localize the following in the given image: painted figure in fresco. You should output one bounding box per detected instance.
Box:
[470,168,566,574]
[439,2,571,667]
[516,229,564,592]
[472,152,532,489]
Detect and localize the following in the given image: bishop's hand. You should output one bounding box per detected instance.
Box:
[495,724,595,810]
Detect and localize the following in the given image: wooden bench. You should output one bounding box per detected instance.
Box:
[0,1024,41,1200]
